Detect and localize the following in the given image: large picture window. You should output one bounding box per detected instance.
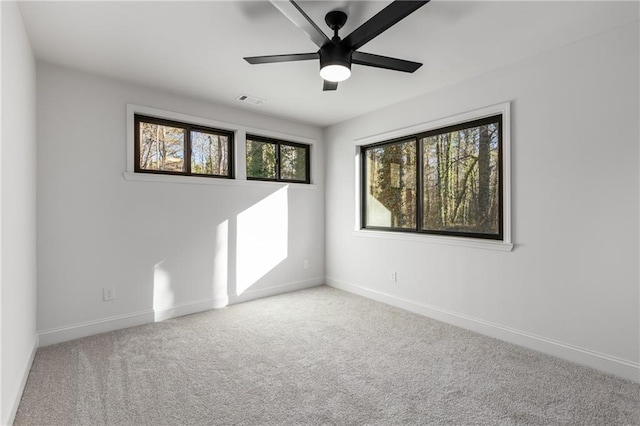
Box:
[134,114,233,178]
[362,115,503,240]
[246,136,310,184]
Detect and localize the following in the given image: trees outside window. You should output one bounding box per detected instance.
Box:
[364,139,416,229]
[362,115,503,240]
[135,115,233,178]
[191,130,230,176]
[246,136,310,184]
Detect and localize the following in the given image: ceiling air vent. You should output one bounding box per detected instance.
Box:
[236,94,266,105]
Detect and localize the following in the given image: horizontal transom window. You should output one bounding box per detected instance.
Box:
[134,114,234,178]
[246,135,310,184]
[361,114,503,240]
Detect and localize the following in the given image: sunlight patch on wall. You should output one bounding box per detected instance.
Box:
[153,261,174,321]
[236,186,289,295]
[212,220,229,305]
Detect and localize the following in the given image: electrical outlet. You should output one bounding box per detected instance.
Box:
[390,271,397,283]
[103,287,116,301]
[303,260,309,269]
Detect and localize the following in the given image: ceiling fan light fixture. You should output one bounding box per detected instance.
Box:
[319,43,352,83]
[320,64,351,82]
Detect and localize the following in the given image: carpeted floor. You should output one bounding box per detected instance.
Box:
[15,286,640,425]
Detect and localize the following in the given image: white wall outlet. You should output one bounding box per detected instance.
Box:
[303,260,309,269]
[390,271,397,283]
[103,287,116,301]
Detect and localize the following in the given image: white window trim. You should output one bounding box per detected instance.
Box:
[125,103,317,188]
[353,102,513,252]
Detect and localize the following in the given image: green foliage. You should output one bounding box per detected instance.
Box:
[280,145,306,181]
[246,140,307,181]
[246,140,276,179]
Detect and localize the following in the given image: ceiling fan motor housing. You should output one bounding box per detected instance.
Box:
[319,43,352,72]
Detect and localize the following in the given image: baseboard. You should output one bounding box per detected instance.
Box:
[153,296,229,322]
[4,335,38,426]
[38,298,227,346]
[229,277,324,305]
[326,277,640,383]
[152,277,323,320]
[38,309,155,347]
[38,278,324,347]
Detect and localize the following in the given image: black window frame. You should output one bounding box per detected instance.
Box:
[361,114,503,241]
[134,114,234,179]
[245,135,311,184]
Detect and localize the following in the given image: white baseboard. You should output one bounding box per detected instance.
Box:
[326,277,640,383]
[4,335,38,426]
[229,277,324,305]
[38,278,324,347]
[38,309,155,347]
[152,296,229,322]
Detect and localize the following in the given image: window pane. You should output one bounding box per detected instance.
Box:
[246,139,276,179]
[422,122,500,235]
[139,122,185,172]
[191,130,229,176]
[280,144,307,181]
[364,140,416,229]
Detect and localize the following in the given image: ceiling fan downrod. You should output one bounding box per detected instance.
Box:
[325,10,347,43]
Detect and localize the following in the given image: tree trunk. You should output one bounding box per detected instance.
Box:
[477,125,491,231]
[452,156,478,223]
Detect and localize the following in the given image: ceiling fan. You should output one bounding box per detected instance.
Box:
[244,1,430,91]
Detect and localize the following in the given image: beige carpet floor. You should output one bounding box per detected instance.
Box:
[15,286,640,425]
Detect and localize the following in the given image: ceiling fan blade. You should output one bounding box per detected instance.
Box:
[270,1,331,49]
[352,51,422,73]
[323,80,338,91]
[342,1,429,51]
[244,52,318,64]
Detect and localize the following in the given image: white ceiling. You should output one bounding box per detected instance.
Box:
[18,1,638,127]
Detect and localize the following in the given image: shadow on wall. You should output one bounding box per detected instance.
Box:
[151,185,289,321]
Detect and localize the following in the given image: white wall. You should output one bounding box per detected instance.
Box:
[0,1,38,424]
[36,62,324,345]
[324,21,640,381]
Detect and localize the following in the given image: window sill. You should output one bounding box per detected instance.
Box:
[123,172,317,190]
[353,229,513,252]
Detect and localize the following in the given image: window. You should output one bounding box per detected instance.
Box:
[362,114,503,240]
[134,114,233,178]
[246,136,310,184]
